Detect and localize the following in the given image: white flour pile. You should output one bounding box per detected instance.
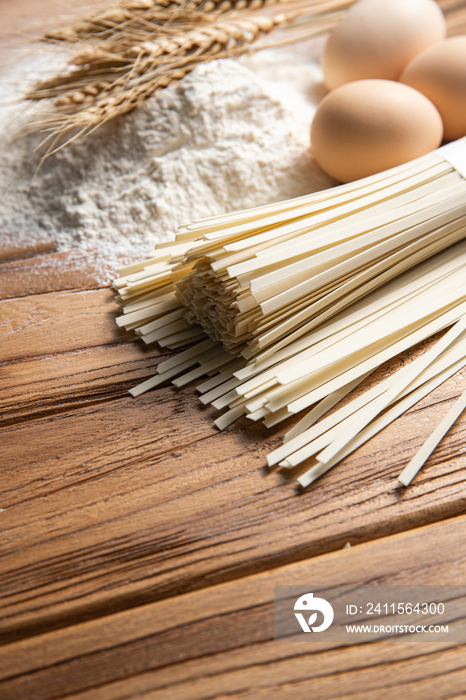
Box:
[0,48,334,257]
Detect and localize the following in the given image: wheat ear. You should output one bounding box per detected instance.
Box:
[45,0,347,44]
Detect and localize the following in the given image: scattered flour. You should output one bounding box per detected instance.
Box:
[0,46,334,257]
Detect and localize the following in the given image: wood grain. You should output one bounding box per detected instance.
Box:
[0,343,164,424]
[1,360,465,642]
[443,0,466,35]
[0,253,165,423]
[0,288,135,362]
[0,514,465,699]
[0,249,141,300]
[0,228,56,264]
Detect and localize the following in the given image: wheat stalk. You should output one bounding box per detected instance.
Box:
[27,4,348,154]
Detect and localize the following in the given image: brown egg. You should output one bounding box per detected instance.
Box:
[310,80,443,183]
[323,0,446,90]
[400,37,466,142]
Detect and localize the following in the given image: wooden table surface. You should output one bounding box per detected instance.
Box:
[1,2,466,698]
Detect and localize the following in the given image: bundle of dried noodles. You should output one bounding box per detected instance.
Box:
[114,139,466,488]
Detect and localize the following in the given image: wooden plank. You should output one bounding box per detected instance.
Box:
[0,344,164,425]
[0,514,465,699]
[443,0,466,35]
[0,282,168,424]
[0,249,143,300]
[0,361,465,642]
[0,287,137,362]
[0,0,109,86]
[0,228,56,264]
[0,0,101,43]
